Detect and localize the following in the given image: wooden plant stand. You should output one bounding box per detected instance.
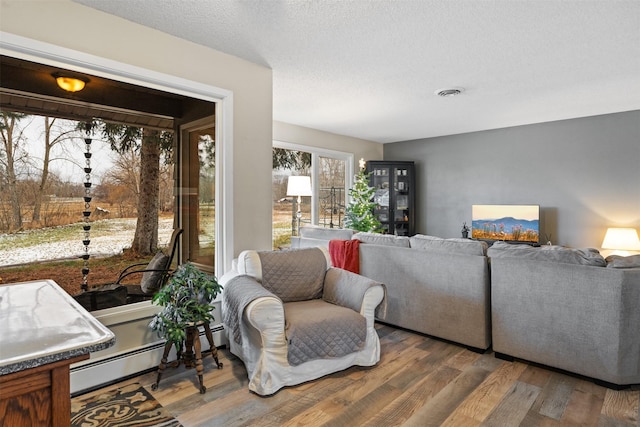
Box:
[152,322,223,394]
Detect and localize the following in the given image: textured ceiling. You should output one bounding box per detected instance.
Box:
[75,0,640,143]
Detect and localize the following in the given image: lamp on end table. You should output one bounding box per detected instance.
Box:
[601,227,640,257]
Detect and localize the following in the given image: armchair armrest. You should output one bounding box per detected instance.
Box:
[323,268,385,316]
[222,274,284,346]
[245,296,285,332]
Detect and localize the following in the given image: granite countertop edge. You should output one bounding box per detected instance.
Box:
[0,336,116,376]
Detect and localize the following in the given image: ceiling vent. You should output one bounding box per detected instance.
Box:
[435,87,464,97]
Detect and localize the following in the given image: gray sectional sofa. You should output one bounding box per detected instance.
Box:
[292,226,640,387]
[488,242,640,386]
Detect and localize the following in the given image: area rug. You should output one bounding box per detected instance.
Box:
[71,383,182,427]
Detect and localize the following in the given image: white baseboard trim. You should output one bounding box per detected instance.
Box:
[70,324,226,395]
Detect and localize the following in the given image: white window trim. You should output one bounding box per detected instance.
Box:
[0,32,234,316]
[273,140,353,226]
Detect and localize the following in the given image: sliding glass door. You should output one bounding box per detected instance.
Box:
[180,118,216,272]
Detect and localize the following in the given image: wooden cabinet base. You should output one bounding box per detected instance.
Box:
[0,355,88,427]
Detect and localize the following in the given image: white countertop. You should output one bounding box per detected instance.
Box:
[0,280,115,375]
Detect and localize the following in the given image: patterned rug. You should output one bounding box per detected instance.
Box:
[71,383,182,427]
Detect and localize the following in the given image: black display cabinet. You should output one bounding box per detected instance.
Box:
[366,160,415,236]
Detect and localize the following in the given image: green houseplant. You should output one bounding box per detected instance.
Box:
[149,262,223,345]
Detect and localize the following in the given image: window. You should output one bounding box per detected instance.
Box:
[0,35,234,281]
[272,141,353,248]
[317,156,347,229]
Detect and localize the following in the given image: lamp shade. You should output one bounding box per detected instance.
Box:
[601,228,640,251]
[286,176,312,197]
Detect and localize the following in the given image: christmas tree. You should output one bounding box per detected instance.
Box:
[344,159,382,233]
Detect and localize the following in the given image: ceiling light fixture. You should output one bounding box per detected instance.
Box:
[52,72,89,92]
[435,87,465,97]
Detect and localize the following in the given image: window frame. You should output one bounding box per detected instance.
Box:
[273,140,353,226]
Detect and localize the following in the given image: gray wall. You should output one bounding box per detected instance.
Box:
[384,111,640,249]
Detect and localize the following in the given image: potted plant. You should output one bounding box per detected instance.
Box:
[149,262,223,345]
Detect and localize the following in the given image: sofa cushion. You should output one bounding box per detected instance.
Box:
[487,241,606,266]
[293,236,330,249]
[606,254,640,268]
[258,247,328,302]
[284,299,366,366]
[352,232,410,247]
[300,225,354,241]
[410,234,488,256]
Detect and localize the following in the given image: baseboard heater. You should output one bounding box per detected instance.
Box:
[70,324,225,395]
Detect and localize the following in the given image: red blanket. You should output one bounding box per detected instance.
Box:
[329,239,360,274]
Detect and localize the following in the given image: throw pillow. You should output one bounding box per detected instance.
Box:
[140,251,170,293]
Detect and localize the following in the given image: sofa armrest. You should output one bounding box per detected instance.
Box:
[323,267,384,315]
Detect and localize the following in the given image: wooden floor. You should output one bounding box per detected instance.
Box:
[88,324,640,426]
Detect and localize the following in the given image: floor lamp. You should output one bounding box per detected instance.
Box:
[287,176,312,236]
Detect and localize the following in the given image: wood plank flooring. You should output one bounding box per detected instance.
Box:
[84,324,640,426]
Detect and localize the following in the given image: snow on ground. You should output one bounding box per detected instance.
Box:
[0,218,174,267]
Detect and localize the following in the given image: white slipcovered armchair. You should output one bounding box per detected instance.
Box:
[221,246,385,396]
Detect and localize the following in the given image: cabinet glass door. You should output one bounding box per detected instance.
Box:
[371,167,390,234]
[393,167,410,236]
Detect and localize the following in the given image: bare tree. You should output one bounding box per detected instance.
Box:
[0,111,29,231]
[102,147,140,216]
[319,157,345,187]
[32,116,80,223]
[103,147,141,198]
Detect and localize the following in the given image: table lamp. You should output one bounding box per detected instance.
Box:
[287,176,312,236]
[601,227,640,256]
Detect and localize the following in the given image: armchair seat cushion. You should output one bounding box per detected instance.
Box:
[284,299,366,366]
